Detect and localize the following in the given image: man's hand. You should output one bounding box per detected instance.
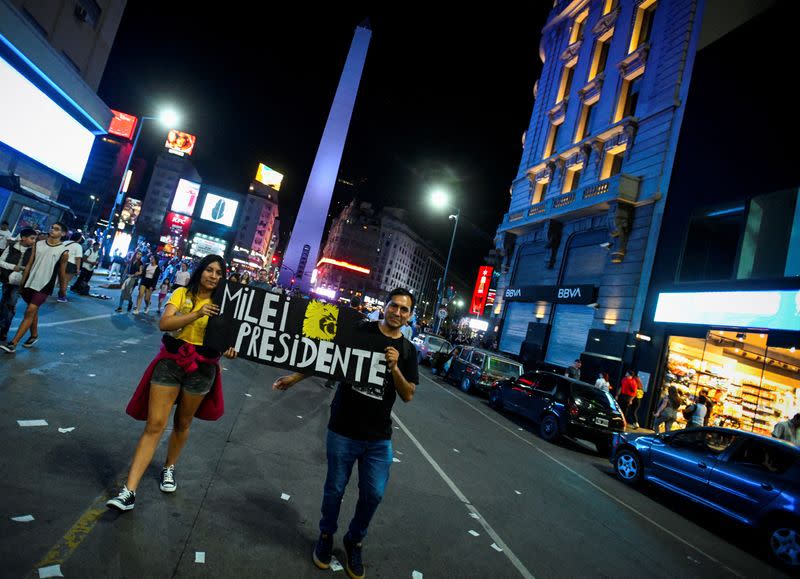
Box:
[385,346,399,371]
[273,373,303,391]
[223,348,238,359]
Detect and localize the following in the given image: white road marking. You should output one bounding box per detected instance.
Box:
[392,412,535,579]
[38,313,112,328]
[421,374,744,578]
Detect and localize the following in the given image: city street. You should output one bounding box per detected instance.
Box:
[0,292,788,578]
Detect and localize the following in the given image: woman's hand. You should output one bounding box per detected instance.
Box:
[198,303,220,318]
[272,373,303,391]
[223,348,237,359]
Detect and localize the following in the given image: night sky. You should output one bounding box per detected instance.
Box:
[98,5,551,285]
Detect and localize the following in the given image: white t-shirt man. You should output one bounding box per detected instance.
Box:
[82,247,101,271]
[25,240,67,293]
[64,242,83,266]
[173,269,191,287]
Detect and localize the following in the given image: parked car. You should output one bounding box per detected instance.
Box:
[611,427,800,571]
[412,334,452,365]
[444,346,523,393]
[489,370,625,455]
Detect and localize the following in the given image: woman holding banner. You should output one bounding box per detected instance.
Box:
[107,254,237,512]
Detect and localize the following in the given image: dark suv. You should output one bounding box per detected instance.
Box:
[489,370,625,455]
[444,346,523,393]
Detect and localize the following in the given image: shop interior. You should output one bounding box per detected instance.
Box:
[662,331,799,435]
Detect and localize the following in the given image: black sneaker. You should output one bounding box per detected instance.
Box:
[22,336,38,348]
[343,533,365,579]
[106,486,136,511]
[312,533,333,569]
[114,307,123,313]
[0,342,15,353]
[159,465,176,493]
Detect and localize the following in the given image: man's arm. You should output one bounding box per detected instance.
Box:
[272,372,313,390]
[0,246,15,271]
[385,347,416,402]
[20,244,35,287]
[58,252,69,293]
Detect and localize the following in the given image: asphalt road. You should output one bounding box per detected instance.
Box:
[0,288,788,578]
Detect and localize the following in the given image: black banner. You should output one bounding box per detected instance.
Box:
[204,282,388,389]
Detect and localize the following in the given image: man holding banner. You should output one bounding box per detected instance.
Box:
[272,288,418,579]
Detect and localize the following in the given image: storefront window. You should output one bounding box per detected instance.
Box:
[661,331,799,435]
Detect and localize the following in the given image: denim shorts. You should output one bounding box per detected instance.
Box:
[151,359,215,395]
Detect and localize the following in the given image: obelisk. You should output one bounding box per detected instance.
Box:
[279,21,372,291]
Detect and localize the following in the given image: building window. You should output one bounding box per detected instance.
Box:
[613,74,642,122]
[588,38,611,81]
[543,122,562,158]
[562,167,583,194]
[738,189,800,279]
[569,10,589,44]
[600,147,625,179]
[574,101,597,142]
[556,65,575,104]
[629,0,657,53]
[532,179,549,204]
[679,203,745,281]
[602,0,619,15]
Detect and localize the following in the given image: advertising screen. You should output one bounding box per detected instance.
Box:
[164,129,196,156]
[200,193,239,227]
[120,198,142,225]
[171,179,200,215]
[13,206,49,235]
[108,109,138,139]
[189,234,227,258]
[469,266,494,316]
[255,163,284,191]
[0,55,95,183]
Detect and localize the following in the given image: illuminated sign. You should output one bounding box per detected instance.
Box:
[654,290,800,331]
[189,233,227,258]
[164,129,196,156]
[469,266,494,316]
[120,198,142,225]
[255,163,284,190]
[0,54,95,183]
[200,193,239,227]
[312,287,337,300]
[316,257,370,275]
[108,109,138,139]
[468,318,490,332]
[171,179,200,216]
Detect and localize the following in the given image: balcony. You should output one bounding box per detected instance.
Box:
[500,173,641,232]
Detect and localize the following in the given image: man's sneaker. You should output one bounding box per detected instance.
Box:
[57,296,68,303]
[343,534,365,579]
[144,306,150,314]
[115,307,123,313]
[132,308,139,314]
[159,465,177,493]
[0,342,16,353]
[312,533,333,569]
[106,486,135,511]
[22,336,38,348]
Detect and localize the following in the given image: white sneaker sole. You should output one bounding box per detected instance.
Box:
[159,483,177,493]
[106,498,135,511]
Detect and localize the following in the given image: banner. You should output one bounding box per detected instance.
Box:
[205,283,389,390]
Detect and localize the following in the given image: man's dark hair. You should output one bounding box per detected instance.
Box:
[350,296,361,308]
[386,287,415,310]
[52,221,67,233]
[1,221,8,227]
[19,227,36,237]
[70,231,83,242]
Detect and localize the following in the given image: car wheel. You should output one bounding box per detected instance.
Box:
[765,516,800,571]
[614,449,642,485]
[595,438,613,457]
[460,377,472,393]
[489,387,504,410]
[540,414,560,442]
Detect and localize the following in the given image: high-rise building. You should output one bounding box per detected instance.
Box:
[493,0,703,369]
[136,151,200,243]
[233,181,280,272]
[0,0,125,229]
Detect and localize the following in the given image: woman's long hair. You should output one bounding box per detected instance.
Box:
[185,254,226,300]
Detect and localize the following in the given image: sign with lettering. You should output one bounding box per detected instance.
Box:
[205,283,389,388]
[469,266,494,316]
[503,284,596,305]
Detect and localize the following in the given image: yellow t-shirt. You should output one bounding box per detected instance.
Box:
[167,287,212,346]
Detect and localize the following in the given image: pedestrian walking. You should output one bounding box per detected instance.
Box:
[0,228,36,342]
[617,370,637,422]
[106,254,237,512]
[134,255,161,314]
[172,262,190,290]
[272,288,419,579]
[60,232,83,302]
[594,372,610,392]
[1,222,69,353]
[565,359,582,380]
[626,371,645,428]
[156,281,170,314]
[772,413,800,445]
[115,252,143,313]
[682,394,708,428]
[652,386,683,433]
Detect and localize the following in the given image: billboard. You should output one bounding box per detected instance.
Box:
[200,193,239,227]
[120,197,142,225]
[255,163,284,191]
[0,54,94,183]
[189,233,227,258]
[164,129,196,156]
[171,179,200,216]
[13,206,49,235]
[469,266,494,316]
[108,109,138,139]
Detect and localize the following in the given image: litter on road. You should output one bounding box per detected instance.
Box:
[58,427,76,433]
[491,543,503,552]
[11,515,34,522]
[469,530,480,537]
[38,564,63,578]
[330,556,343,572]
[281,493,291,501]
[195,552,205,564]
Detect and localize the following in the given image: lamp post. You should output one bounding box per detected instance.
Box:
[101,108,180,259]
[84,194,97,232]
[430,189,460,335]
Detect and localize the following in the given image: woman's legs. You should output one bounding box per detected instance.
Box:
[144,287,153,311]
[164,391,206,466]
[124,384,180,491]
[135,286,145,311]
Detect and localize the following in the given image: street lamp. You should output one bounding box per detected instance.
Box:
[102,108,181,257]
[430,188,460,335]
[84,194,97,232]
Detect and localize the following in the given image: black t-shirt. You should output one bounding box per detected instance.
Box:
[328,322,419,441]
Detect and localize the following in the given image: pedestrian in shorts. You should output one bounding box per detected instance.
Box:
[0,228,36,342]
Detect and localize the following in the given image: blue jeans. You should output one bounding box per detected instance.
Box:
[0,283,21,338]
[320,430,392,543]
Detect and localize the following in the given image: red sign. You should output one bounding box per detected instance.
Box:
[469,266,494,316]
[165,129,197,156]
[163,212,192,238]
[108,109,138,139]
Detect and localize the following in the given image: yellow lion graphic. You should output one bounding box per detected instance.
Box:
[302,300,339,341]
